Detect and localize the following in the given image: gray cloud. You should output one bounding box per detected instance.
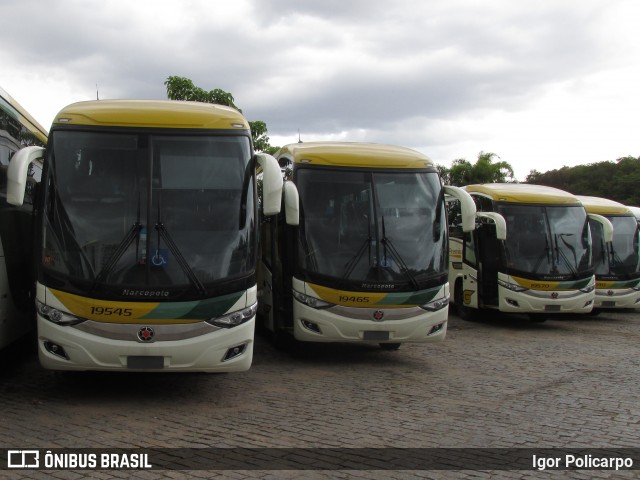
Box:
[1,0,634,177]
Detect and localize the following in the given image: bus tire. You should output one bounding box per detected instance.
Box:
[454,279,477,321]
[379,343,401,351]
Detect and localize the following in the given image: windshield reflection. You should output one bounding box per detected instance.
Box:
[43,131,255,294]
[296,168,447,289]
[591,215,640,278]
[498,204,592,278]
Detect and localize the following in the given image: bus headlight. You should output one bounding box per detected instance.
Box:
[292,290,334,309]
[580,284,596,293]
[36,300,86,326]
[207,303,257,328]
[498,279,528,292]
[420,297,450,312]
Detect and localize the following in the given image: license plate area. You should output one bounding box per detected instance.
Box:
[127,356,164,369]
[601,301,616,307]
[363,331,390,341]
[544,305,561,312]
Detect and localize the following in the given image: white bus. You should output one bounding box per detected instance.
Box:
[258,142,475,349]
[7,100,283,371]
[0,86,47,349]
[448,184,611,321]
[577,196,640,310]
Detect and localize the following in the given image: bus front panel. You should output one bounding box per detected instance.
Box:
[35,283,256,371]
[290,279,448,343]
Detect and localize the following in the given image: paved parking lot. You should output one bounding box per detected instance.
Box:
[1,308,639,479]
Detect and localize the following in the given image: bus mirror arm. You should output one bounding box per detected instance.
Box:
[443,185,476,232]
[477,212,507,240]
[7,146,45,206]
[588,213,614,244]
[255,153,284,216]
[283,181,300,226]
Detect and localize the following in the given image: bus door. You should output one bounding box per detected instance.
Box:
[476,222,499,307]
[258,215,277,332]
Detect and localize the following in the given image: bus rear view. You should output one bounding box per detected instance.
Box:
[8,100,282,371]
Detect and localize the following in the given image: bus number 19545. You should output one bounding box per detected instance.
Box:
[90,306,133,316]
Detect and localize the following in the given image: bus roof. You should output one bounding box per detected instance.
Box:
[576,195,632,216]
[276,142,435,169]
[51,100,249,130]
[465,183,582,205]
[0,86,48,144]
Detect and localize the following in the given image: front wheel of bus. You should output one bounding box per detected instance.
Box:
[454,279,477,321]
[379,343,401,351]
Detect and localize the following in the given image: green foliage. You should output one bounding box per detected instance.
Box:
[164,76,278,153]
[524,156,640,206]
[439,151,515,186]
[165,76,239,109]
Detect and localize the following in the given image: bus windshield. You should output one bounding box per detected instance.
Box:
[592,215,640,278]
[42,130,255,296]
[497,204,592,279]
[296,168,447,290]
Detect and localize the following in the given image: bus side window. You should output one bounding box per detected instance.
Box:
[447,198,463,239]
[464,231,477,267]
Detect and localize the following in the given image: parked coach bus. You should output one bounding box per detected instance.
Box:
[448,184,612,321]
[577,196,640,310]
[0,86,47,349]
[258,142,476,349]
[7,100,283,371]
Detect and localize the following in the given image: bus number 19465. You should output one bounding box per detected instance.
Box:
[339,296,370,303]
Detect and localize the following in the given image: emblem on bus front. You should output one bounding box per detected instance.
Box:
[372,310,384,321]
[138,327,155,342]
[551,292,559,299]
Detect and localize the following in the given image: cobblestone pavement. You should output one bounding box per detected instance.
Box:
[1,308,639,479]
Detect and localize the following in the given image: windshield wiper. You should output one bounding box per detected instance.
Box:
[555,233,578,276]
[48,177,96,279]
[155,197,207,295]
[341,235,373,282]
[381,216,420,290]
[92,194,142,290]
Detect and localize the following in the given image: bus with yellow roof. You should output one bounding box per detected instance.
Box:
[7,99,283,371]
[258,142,476,349]
[447,183,611,320]
[1,86,47,349]
[577,196,640,310]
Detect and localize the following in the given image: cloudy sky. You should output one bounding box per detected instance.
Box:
[2,0,639,180]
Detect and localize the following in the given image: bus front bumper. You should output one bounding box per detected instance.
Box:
[594,289,640,309]
[499,288,595,314]
[292,300,447,344]
[36,315,255,372]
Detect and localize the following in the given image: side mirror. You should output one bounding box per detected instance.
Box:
[444,185,476,232]
[255,153,283,216]
[283,181,299,226]
[588,213,614,244]
[477,212,507,240]
[8,146,45,206]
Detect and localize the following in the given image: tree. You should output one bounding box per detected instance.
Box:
[525,156,640,206]
[164,76,277,153]
[444,151,515,186]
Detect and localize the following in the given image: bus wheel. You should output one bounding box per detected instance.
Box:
[454,280,477,321]
[379,343,401,351]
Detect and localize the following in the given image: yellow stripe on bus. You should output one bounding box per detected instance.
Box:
[48,289,174,324]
